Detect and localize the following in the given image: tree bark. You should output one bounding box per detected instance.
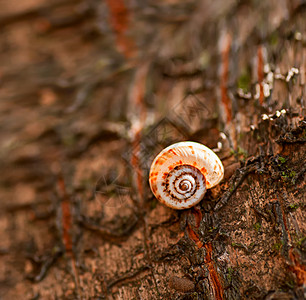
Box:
[0,0,305,299]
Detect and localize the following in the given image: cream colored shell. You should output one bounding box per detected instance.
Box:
[149,141,224,210]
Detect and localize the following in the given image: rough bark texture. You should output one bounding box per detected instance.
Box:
[0,0,305,299]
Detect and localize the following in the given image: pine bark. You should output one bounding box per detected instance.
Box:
[0,0,305,299]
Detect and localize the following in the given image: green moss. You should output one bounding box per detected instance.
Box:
[269,32,279,46]
[52,245,61,254]
[229,149,235,156]
[198,50,210,69]
[296,236,306,247]
[278,156,286,164]
[237,146,248,158]
[191,292,199,299]
[227,267,234,282]
[289,171,296,181]
[285,279,295,289]
[62,134,76,146]
[248,242,255,250]
[150,199,157,209]
[289,203,299,210]
[273,242,282,252]
[253,223,261,232]
[238,70,251,92]
[281,168,297,184]
[209,227,217,232]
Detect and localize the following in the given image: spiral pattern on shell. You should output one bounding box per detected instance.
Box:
[149,141,224,210]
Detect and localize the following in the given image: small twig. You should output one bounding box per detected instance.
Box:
[276,119,306,144]
[26,248,62,282]
[214,162,259,211]
[107,265,151,289]
[79,213,140,243]
[231,242,251,254]
[4,200,51,213]
[271,200,290,258]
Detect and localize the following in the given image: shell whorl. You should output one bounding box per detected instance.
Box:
[149,141,224,210]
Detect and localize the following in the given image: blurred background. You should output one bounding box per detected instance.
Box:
[0,0,305,299]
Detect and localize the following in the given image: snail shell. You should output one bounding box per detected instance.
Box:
[149,141,224,210]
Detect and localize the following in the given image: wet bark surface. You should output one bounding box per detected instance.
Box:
[0,0,305,299]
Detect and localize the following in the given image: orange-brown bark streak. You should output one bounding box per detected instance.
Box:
[257,45,264,105]
[220,33,232,123]
[131,129,144,202]
[105,0,135,58]
[192,207,202,228]
[129,63,149,203]
[187,224,203,248]
[58,178,73,254]
[61,200,73,253]
[204,242,224,300]
[57,177,81,295]
[187,223,224,300]
[289,249,306,286]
